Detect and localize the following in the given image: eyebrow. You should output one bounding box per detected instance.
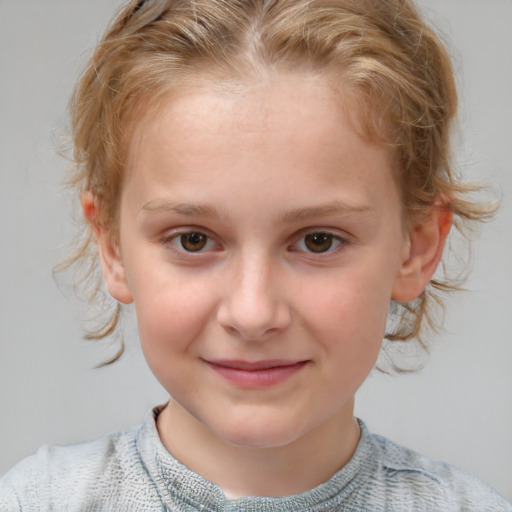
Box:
[279,200,376,223]
[141,199,375,222]
[141,200,221,219]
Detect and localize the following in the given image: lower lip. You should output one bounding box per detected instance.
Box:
[205,361,308,388]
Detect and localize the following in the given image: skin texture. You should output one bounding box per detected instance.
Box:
[85,75,451,498]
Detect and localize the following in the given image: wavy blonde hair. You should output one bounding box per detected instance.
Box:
[63,0,495,368]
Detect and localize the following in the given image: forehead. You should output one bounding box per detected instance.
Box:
[123,74,399,218]
[128,74,343,150]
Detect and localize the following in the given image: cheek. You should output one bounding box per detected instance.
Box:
[310,290,387,362]
[295,263,394,375]
[310,288,386,395]
[301,267,392,336]
[130,268,219,357]
[133,275,219,397]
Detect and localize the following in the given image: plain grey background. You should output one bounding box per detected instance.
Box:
[1,0,511,501]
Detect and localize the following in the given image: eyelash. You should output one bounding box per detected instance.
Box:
[290,231,346,254]
[163,229,348,256]
[165,230,219,254]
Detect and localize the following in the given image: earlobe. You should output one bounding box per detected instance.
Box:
[97,234,134,304]
[81,192,134,305]
[392,205,452,302]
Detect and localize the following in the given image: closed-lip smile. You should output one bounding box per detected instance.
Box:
[203,359,309,388]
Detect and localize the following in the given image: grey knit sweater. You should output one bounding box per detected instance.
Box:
[1,408,510,511]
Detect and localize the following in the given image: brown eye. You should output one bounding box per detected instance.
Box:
[304,232,335,253]
[180,232,208,252]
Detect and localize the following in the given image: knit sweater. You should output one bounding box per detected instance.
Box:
[1,407,510,511]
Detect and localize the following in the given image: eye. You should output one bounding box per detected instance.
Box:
[170,231,217,252]
[293,232,343,254]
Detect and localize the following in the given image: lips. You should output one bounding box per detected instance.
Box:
[203,359,308,388]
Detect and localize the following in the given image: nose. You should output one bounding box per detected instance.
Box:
[216,253,292,341]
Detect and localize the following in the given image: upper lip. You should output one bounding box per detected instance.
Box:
[203,359,307,371]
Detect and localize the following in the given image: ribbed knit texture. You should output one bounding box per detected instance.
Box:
[1,407,510,511]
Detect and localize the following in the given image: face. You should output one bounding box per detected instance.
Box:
[106,75,411,449]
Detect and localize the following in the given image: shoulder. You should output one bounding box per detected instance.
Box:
[363,430,512,511]
[0,424,159,511]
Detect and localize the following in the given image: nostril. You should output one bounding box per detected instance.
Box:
[215,263,292,340]
[217,299,292,341]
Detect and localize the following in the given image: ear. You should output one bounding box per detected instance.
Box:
[392,205,452,302]
[82,192,134,304]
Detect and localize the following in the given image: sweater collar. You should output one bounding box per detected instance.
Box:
[135,406,374,512]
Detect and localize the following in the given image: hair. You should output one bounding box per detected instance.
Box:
[62,0,496,369]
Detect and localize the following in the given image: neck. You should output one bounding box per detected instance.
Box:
[156,400,360,498]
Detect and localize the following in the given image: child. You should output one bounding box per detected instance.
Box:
[1,0,510,510]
